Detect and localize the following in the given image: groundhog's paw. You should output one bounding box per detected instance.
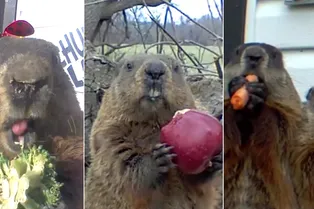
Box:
[246,81,268,110]
[183,152,222,185]
[207,152,222,174]
[228,76,247,97]
[152,143,177,173]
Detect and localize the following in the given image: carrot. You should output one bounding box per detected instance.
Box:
[230,74,258,110]
[246,74,258,82]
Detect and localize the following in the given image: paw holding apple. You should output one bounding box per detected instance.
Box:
[160,109,222,175]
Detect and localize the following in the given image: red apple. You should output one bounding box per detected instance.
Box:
[160,109,222,174]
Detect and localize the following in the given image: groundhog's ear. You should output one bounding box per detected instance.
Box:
[49,44,62,69]
[52,53,61,68]
[234,45,242,56]
[270,48,278,59]
[306,87,314,101]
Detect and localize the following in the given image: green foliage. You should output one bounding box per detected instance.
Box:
[0,146,62,209]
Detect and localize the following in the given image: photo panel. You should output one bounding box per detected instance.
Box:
[0,0,84,208]
[84,0,224,208]
[224,0,314,208]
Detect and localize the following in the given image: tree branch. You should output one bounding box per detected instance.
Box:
[85,0,166,41]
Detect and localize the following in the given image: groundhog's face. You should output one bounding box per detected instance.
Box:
[226,43,292,91]
[0,37,55,159]
[228,42,284,75]
[225,42,301,109]
[110,54,195,121]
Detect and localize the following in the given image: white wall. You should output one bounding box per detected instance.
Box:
[245,0,314,101]
[15,0,84,110]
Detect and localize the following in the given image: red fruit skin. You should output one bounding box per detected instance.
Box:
[160,109,222,175]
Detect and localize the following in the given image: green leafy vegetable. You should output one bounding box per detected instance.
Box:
[0,145,62,209]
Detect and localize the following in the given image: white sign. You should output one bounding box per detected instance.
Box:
[15,0,84,110]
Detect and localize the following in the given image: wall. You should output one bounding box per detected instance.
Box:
[0,1,5,31]
[244,0,314,101]
[2,0,18,32]
[15,0,84,110]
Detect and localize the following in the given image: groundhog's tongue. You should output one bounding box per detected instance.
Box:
[12,120,28,136]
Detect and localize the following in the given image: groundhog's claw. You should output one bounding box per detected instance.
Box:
[184,152,222,185]
[206,152,222,173]
[246,82,267,110]
[152,143,176,173]
[228,75,247,97]
[228,76,267,111]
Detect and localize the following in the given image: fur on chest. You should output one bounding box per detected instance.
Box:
[123,121,161,151]
[224,149,297,209]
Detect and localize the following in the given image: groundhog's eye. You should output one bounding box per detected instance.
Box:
[235,48,240,56]
[174,65,180,72]
[126,62,133,71]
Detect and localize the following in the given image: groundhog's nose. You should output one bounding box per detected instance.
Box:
[145,62,165,80]
[245,46,264,66]
[10,78,46,102]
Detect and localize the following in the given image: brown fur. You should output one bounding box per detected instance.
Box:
[0,37,83,208]
[224,43,314,209]
[85,54,220,209]
[51,136,83,209]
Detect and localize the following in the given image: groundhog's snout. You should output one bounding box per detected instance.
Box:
[244,46,265,68]
[145,61,165,80]
[143,61,166,101]
[8,76,48,103]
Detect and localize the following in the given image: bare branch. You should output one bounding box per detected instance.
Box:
[131,8,147,49]
[122,10,130,39]
[214,0,222,20]
[143,1,204,73]
[85,0,110,6]
[188,73,219,77]
[162,0,223,41]
[159,6,170,54]
[85,0,165,41]
[183,40,220,57]
[214,57,223,79]
[85,55,116,68]
[144,40,220,58]
[167,8,179,59]
[181,64,218,73]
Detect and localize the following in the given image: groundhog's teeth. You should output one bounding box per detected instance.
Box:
[18,136,24,146]
[14,138,24,146]
[149,89,161,98]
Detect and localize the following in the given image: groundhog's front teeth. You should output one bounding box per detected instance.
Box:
[149,89,161,98]
[13,136,24,146]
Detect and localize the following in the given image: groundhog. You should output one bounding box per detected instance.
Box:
[0,37,83,208]
[224,42,314,209]
[85,54,222,209]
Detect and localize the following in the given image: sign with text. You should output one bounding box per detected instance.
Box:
[15,0,84,110]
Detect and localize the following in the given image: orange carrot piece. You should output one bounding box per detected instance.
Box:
[246,74,258,82]
[231,87,250,110]
[230,75,258,110]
